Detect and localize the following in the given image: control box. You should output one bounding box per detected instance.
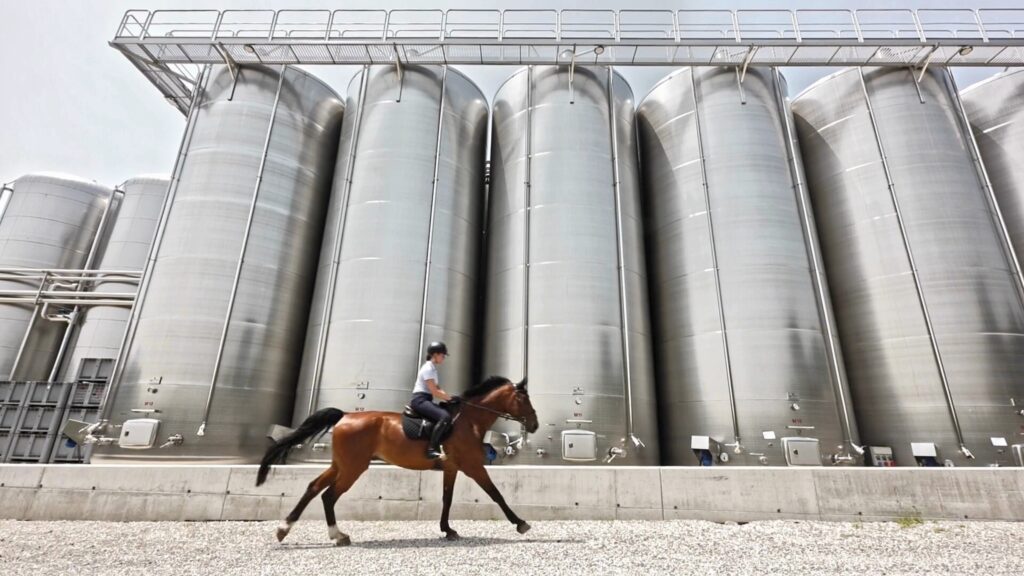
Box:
[867,445,896,467]
[561,430,596,462]
[119,418,160,449]
[781,437,821,466]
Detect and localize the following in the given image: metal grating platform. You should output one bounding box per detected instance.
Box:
[111,8,1024,114]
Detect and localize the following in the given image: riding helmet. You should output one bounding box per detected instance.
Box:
[426,341,449,358]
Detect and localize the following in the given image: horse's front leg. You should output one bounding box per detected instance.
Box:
[440,466,459,540]
[461,464,530,534]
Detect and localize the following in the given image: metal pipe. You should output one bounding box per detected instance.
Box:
[605,66,635,438]
[0,184,12,224]
[771,67,859,456]
[415,66,449,368]
[522,65,533,380]
[305,64,370,418]
[199,64,287,437]
[47,186,124,382]
[99,64,212,426]
[0,290,136,299]
[942,68,1024,310]
[8,271,48,380]
[0,298,135,306]
[690,67,742,448]
[856,67,968,454]
[0,268,142,276]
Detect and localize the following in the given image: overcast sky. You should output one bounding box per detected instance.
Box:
[0,0,1012,186]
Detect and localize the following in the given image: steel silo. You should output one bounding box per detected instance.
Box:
[0,173,111,381]
[291,65,488,447]
[95,65,343,463]
[963,70,1024,261]
[637,67,860,466]
[792,67,1024,467]
[483,65,659,465]
[58,175,169,382]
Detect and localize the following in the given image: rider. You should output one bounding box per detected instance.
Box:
[411,341,453,459]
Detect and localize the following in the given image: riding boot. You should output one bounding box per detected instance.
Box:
[426,418,451,459]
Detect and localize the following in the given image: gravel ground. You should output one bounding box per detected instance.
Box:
[2,519,1023,576]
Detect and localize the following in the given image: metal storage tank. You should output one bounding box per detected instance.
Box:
[291,65,487,442]
[483,65,659,465]
[58,175,170,382]
[95,64,344,463]
[963,70,1024,260]
[792,67,1024,467]
[0,173,111,381]
[637,67,860,466]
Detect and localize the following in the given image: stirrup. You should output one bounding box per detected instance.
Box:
[426,445,446,460]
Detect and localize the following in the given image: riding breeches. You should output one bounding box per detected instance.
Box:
[410,392,450,424]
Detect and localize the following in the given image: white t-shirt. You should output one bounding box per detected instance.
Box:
[413,361,439,395]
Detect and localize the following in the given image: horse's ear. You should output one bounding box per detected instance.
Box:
[515,378,527,391]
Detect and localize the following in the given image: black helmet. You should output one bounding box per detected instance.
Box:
[426,341,449,359]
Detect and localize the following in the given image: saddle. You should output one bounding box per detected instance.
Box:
[401,403,456,442]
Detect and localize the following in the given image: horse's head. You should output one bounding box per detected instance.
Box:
[468,376,539,433]
[507,378,539,433]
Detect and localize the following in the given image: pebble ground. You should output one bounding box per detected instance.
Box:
[3,519,1023,575]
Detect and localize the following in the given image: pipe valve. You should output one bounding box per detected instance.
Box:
[604,446,626,463]
[159,434,183,448]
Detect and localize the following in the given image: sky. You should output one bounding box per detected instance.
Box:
[0,0,1013,186]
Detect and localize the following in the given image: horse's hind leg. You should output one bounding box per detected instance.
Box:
[321,460,370,546]
[277,466,336,542]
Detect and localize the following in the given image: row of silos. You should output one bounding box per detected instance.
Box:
[30,61,1022,466]
[0,174,170,384]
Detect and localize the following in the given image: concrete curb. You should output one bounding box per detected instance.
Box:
[2,465,1023,522]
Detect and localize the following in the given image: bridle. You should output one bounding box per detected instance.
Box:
[453,398,533,425]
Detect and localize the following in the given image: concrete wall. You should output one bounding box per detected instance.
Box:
[2,465,1023,522]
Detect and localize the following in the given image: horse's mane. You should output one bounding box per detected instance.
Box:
[462,375,512,399]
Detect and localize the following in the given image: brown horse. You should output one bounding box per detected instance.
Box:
[257,376,539,545]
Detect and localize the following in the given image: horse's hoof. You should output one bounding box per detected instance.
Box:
[334,534,351,547]
[517,522,531,535]
[276,523,292,542]
[445,531,461,541]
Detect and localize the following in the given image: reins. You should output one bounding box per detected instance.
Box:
[455,399,528,424]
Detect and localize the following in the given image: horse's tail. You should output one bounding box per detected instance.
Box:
[256,407,344,486]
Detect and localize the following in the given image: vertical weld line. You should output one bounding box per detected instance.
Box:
[417,66,449,369]
[307,64,370,418]
[522,66,533,380]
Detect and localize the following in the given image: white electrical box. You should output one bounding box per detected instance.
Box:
[691,435,711,450]
[561,430,597,462]
[911,442,937,458]
[782,437,822,466]
[119,418,160,449]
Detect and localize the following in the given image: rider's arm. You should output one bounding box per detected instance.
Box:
[425,379,452,401]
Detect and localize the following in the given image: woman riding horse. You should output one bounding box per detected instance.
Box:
[411,341,453,459]
[258,375,539,545]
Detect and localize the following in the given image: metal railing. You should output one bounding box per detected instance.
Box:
[110,8,1024,113]
[114,8,1024,45]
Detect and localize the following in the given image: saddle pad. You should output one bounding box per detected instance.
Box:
[401,413,433,441]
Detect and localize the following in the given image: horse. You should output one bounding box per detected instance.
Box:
[256,375,540,545]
